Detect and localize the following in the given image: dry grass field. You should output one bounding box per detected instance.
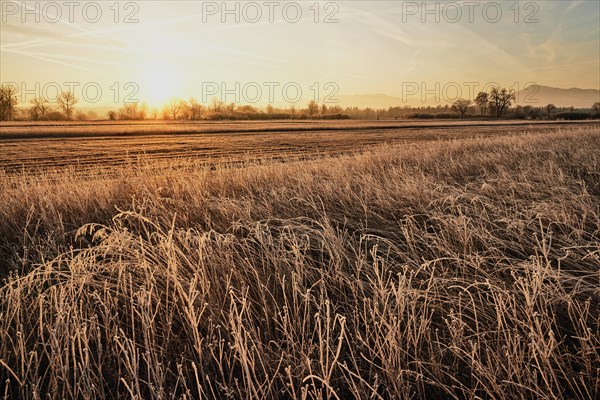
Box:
[0,122,599,399]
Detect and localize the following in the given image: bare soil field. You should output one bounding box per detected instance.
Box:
[1,120,597,174]
[0,119,595,139]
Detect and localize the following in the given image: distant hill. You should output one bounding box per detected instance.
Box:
[338,86,600,109]
[514,85,600,108]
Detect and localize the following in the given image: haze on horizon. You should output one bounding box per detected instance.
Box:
[1,0,599,108]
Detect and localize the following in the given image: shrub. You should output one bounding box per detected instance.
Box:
[554,112,591,120]
[403,113,435,119]
[434,112,459,119]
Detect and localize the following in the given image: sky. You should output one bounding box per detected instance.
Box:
[1,0,599,108]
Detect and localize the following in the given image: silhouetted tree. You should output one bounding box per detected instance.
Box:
[545,104,556,119]
[226,103,236,115]
[329,105,342,114]
[307,100,319,117]
[211,97,224,113]
[592,102,600,117]
[474,92,489,117]
[0,84,19,121]
[489,87,515,118]
[188,98,203,120]
[28,108,40,121]
[523,105,540,120]
[57,90,78,120]
[29,96,51,120]
[107,111,117,120]
[167,98,184,120]
[451,98,471,118]
[119,103,144,120]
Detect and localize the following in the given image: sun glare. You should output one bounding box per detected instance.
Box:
[140,65,179,108]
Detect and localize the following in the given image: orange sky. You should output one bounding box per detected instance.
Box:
[1,0,599,108]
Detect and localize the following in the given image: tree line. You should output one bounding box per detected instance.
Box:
[107,98,350,121]
[1,84,599,121]
[448,88,600,120]
[0,86,85,121]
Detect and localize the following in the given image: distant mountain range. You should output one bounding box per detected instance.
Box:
[514,85,600,108]
[337,86,600,109]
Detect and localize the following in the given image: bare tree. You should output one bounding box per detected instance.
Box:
[451,98,471,118]
[0,84,19,121]
[29,96,51,120]
[489,87,515,118]
[119,103,140,120]
[57,90,78,120]
[28,108,40,121]
[167,98,184,120]
[329,105,342,114]
[226,103,235,115]
[307,100,319,117]
[474,92,489,117]
[592,102,600,117]
[545,104,556,119]
[188,98,203,120]
[211,97,224,113]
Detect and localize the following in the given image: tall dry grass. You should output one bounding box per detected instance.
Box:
[1,126,599,399]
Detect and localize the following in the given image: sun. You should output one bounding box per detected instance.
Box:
[139,64,179,108]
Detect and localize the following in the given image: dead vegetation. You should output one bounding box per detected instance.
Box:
[0,126,599,399]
